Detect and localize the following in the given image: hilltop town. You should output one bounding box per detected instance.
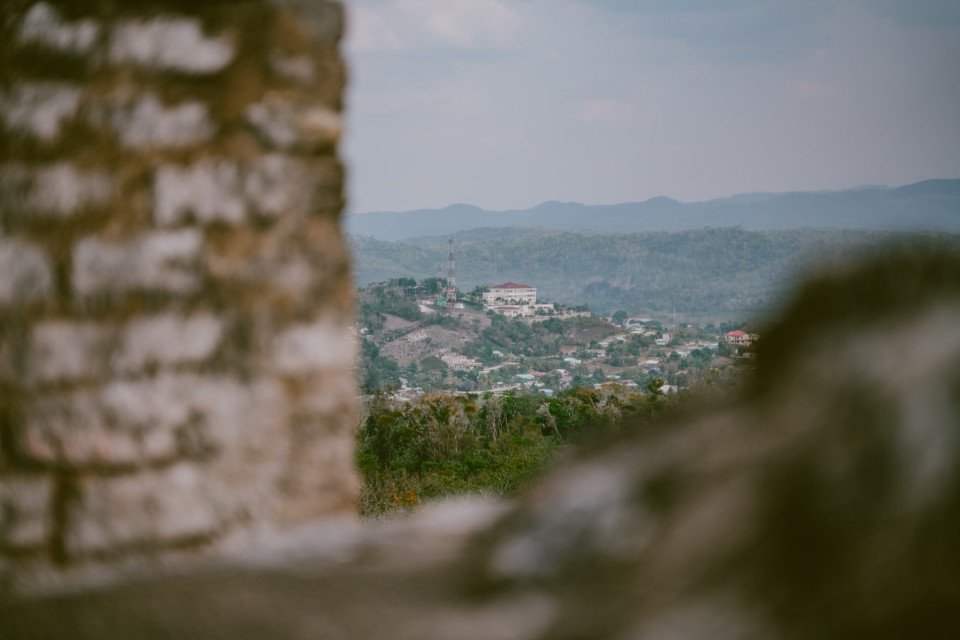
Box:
[357,276,756,398]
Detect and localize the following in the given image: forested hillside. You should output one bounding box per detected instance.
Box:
[351,227,953,318]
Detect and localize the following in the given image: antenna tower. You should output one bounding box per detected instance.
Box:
[446,236,456,301]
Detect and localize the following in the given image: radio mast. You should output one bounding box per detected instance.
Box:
[446,236,457,301]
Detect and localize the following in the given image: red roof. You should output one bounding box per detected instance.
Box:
[491,282,534,289]
[725,330,748,337]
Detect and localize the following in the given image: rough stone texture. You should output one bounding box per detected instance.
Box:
[17,2,100,54]
[154,156,318,226]
[246,94,342,151]
[13,314,223,386]
[244,155,318,217]
[154,161,246,226]
[26,321,113,384]
[297,371,359,416]
[112,314,225,374]
[17,388,160,467]
[66,464,224,555]
[2,244,958,640]
[0,477,52,551]
[0,239,54,307]
[72,230,203,298]
[203,214,351,303]
[0,164,113,220]
[15,374,289,474]
[108,95,215,150]
[109,18,235,74]
[269,52,316,83]
[0,0,357,594]
[0,83,82,142]
[271,318,356,375]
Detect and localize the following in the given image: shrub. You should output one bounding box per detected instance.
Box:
[356,386,670,517]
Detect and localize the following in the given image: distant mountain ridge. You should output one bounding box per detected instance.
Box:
[345,179,960,240]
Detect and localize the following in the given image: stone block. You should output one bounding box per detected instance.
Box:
[154,161,246,226]
[0,476,52,550]
[17,389,149,467]
[267,255,316,299]
[285,0,346,47]
[244,155,315,217]
[17,2,100,54]
[0,330,17,384]
[72,230,202,298]
[278,430,359,521]
[66,464,223,556]
[59,372,294,554]
[203,230,318,300]
[271,318,356,375]
[17,374,286,471]
[195,378,293,522]
[246,94,342,151]
[0,82,81,141]
[269,52,315,83]
[155,156,320,226]
[0,163,113,219]
[109,18,234,74]
[113,313,226,374]
[27,320,113,385]
[107,94,214,150]
[295,372,358,418]
[0,239,53,307]
[23,313,225,385]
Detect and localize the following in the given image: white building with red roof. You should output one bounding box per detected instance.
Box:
[724,329,757,347]
[483,281,537,307]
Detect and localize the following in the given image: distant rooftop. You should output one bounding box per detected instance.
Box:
[491,282,534,289]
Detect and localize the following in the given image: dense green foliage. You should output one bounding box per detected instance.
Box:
[356,387,671,516]
[351,227,942,317]
[359,339,401,392]
[357,280,424,331]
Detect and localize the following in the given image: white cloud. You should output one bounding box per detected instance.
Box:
[580,98,636,123]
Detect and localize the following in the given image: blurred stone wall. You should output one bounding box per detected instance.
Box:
[0,0,358,592]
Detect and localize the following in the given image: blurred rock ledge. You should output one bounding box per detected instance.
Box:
[3,243,959,639]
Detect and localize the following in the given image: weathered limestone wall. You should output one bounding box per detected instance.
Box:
[0,0,357,592]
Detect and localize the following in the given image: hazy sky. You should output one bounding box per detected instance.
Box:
[342,0,960,213]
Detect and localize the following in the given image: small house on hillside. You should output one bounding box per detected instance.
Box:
[724,329,758,347]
